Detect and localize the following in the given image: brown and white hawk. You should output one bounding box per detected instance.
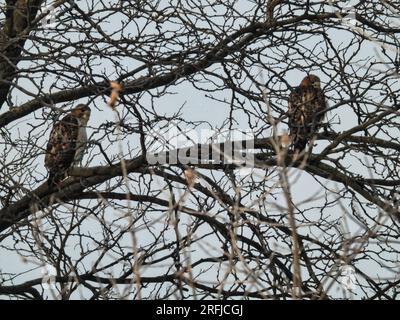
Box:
[45,104,91,186]
[288,74,327,153]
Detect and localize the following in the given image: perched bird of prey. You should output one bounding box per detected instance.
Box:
[45,104,91,186]
[288,74,327,154]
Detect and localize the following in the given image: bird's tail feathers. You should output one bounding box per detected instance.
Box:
[292,136,308,154]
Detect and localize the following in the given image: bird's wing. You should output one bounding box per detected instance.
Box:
[314,88,327,121]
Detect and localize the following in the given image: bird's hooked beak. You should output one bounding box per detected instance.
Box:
[81,107,91,123]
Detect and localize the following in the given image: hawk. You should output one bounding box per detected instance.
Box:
[45,104,91,186]
[288,74,327,154]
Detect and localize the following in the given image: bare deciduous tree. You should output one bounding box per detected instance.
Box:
[0,0,399,300]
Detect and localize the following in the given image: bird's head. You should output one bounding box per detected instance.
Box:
[300,74,321,89]
[71,104,91,124]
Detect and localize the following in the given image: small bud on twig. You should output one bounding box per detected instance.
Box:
[108,81,122,109]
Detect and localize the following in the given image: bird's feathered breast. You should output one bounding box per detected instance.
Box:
[44,114,80,172]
